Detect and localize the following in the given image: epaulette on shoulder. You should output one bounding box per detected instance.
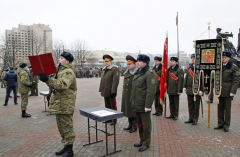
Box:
[113,65,119,68]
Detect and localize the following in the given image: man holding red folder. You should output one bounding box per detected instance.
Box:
[39,51,77,157]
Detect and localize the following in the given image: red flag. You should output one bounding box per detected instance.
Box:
[160,35,168,106]
[176,14,178,26]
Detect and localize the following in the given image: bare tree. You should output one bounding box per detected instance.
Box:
[0,34,21,68]
[71,39,94,66]
[30,31,44,55]
[52,39,62,64]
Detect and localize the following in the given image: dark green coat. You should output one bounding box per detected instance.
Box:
[153,64,162,92]
[29,70,39,84]
[183,64,194,95]
[130,65,157,112]
[121,68,137,117]
[220,61,239,97]
[167,64,184,95]
[99,64,120,97]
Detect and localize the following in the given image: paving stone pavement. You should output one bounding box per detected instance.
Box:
[0,77,240,157]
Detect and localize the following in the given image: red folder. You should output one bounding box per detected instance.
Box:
[28,53,57,76]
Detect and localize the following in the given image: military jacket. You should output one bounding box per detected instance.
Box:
[47,63,77,114]
[121,67,138,117]
[167,64,184,95]
[99,64,120,97]
[220,61,239,97]
[130,65,157,112]
[183,64,195,95]
[18,68,31,94]
[29,70,39,84]
[153,64,162,92]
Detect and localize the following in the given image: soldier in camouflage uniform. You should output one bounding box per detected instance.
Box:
[214,51,239,132]
[166,57,184,120]
[131,54,157,152]
[1,69,7,88]
[18,62,32,118]
[29,66,39,96]
[39,51,77,157]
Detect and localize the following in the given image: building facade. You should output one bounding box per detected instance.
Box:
[5,24,52,63]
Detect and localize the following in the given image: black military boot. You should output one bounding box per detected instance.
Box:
[22,110,31,118]
[60,145,74,157]
[123,124,132,130]
[55,146,66,156]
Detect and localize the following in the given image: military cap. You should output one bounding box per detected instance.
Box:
[19,62,27,68]
[103,54,114,61]
[222,51,232,58]
[60,51,74,62]
[170,57,178,62]
[126,55,137,63]
[191,54,195,58]
[28,65,32,68]
[137,54,150,64]
[154,56,162,61]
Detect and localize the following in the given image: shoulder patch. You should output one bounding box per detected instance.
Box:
[150,78,156,84]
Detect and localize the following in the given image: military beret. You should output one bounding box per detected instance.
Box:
[19,62,27,68]
[14,67,18,70]
[222,51,232,58]
[154,56,162,61]
[103,54,114,61]
[191,54,195,58]
[60,51,74,62]
[126,55,137,63]
[170,57,178,62]
[28,65,32,68]
[137,54,150,64]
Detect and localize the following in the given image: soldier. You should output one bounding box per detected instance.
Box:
[131,54,157,152]
[167,57,184,120]
[183,54,203,125]
[29,66,39,96]
[214,51,239,132]
[121,55,138,133]
[152,56,163,116]
[39,51,77,157]
[18,62,32,118]
[99,54,120,125]
[1,69,7,88]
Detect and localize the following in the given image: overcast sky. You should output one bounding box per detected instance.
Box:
[1,0,240,55]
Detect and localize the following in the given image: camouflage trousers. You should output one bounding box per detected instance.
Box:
[56,114,75,145]
[21,93,28,110]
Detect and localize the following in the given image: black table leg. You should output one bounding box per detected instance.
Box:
[83,119,103,146]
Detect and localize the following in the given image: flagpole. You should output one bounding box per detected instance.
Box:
[177,12,179,61]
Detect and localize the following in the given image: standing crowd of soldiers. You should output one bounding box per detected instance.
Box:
[1,49,238,156]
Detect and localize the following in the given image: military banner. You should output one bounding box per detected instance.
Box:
[193,39,224,96]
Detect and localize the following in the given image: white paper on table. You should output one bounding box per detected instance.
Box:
[91,110,116,117]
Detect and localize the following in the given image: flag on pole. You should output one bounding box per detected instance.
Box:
[160,33,168,106]
[176,14,178,26]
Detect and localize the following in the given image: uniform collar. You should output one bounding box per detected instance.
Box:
[153,64,162,70]
[168,64,179,71]
[136,65,150,75]
[224,60,233,69]
[103,63,114,70]
[123,66,138,75]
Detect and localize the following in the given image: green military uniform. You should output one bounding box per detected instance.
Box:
[153,64,163,115]
[18,68,31,111]
[130,65,157,147]
[46,63,77,145]
[183,64,201,123]
[167,64,184,119]
[29,70,39,96]
[217,60,239,129]
[1,71,7,88]
[121,55,138,132]
[130,65,157,146]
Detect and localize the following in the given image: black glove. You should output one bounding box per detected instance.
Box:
[110,93,117,98]
[38,72,49,82]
